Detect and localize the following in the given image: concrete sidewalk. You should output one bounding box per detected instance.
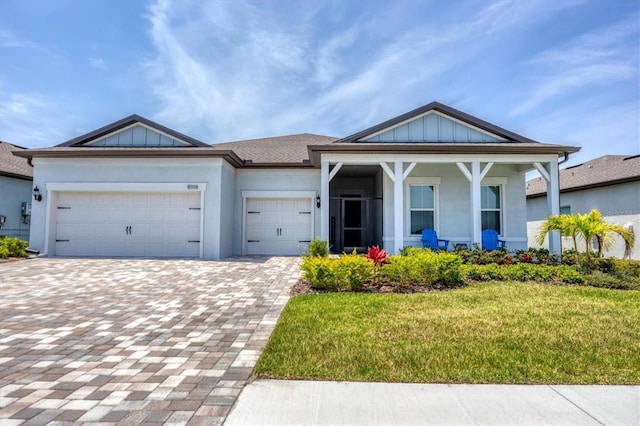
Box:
[226,380,639,425]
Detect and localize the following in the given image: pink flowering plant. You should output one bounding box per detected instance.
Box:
[364,245,388,285]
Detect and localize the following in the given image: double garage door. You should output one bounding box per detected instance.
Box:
[245,198,312,255]
[55,192,201,257]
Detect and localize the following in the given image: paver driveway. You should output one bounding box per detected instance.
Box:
[0,257,301,425]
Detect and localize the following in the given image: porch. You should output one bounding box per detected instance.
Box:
[319,154,562,255]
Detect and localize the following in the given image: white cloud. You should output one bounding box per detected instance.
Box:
[141,0,633,149]
[0,91,69,147]
[510,18,639,116]
[89,57,106,69]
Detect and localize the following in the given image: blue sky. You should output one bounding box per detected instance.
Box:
[0,0,638,167]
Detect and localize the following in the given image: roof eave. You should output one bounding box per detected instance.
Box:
[0,171,33,180]
[13,148,244,168]
[308,143,580,166]
[527,175,640,199]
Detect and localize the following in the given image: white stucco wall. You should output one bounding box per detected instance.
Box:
[527,181,640,259]
[233,168,321,255]
[383,163,528,252]
[0,175,32,240]
[30,157,226,259]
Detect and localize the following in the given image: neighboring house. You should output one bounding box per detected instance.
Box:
[527,155,640,259]
[0,141,33,240]
[14,101,579,259]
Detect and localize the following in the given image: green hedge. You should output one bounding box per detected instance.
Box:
[381,249,463,288]
[0,236,28,258]
[461,263,585,284]
[300,252,372,291]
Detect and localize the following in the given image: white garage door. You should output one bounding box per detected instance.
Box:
[55,192,201,257]
[246,198,312,255]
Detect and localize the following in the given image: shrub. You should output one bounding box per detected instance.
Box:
[518,252,534,264]
[0,236,28,258]
[585,271,634,290]
[455,247,511,265]
[305,238,329,258]
[461,263,585,284]
[461,263,505,281]
[333,251,373,291]
[300,256,336,290]
[611,259,640,278]
[300,251,373,291]
[554,265,586,284]
[381,250,463,288]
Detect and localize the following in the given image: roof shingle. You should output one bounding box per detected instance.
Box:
[1,141,33,179]
[212,133,338,164]
[526,154,640,197]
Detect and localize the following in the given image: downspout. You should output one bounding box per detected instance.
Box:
[558,152,570,165]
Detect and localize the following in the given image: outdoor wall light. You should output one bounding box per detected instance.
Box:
[316,194,321,208]
[33,186,42,202]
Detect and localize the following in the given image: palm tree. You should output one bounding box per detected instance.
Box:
[588,210,634,258]
[536,213,581,265]
[537,209,635,268]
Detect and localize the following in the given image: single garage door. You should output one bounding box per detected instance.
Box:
[246,198,312,255]
[55,192,201,257]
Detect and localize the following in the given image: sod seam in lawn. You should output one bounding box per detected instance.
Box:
[255,282,640,384]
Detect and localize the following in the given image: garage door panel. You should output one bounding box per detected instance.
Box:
[245,197,312,255]
[54,191,201,258]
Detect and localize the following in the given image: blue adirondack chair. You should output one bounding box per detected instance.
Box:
[481,229,506,251]
[421,229,449,251]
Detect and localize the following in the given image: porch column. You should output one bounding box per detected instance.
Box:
[471,161,482,247]
[546,160,561,254]
[394,161,404,254]
[533,161,561,254]
[320,160,329,241]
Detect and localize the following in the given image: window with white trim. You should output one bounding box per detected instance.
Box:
[405,177,440,235]
[481,185,502,234]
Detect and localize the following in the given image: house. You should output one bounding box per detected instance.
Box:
[527,154,640,259]
[14,101,579,259]
[0,141,33,240]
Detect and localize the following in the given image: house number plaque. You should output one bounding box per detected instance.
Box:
[187,184,199,190]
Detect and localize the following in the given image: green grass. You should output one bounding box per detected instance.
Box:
[255,282,640,384]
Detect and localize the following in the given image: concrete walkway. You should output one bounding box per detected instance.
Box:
[226,380,639,425]
[0,257,300,425]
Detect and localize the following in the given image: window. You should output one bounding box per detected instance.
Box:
[409,185,434,234]
[481,185,502,234]
[560,205,571,215]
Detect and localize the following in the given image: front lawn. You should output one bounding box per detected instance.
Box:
[255,282,640,384]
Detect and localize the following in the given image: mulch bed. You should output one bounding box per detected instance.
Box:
[290,279,461,296]
[0,257,29,264]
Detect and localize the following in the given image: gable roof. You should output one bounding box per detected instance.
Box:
[336,101,538,144]
[212,133,338,165]
[526,154,640,198]
[0,141,32,180]
[57,114,210,147]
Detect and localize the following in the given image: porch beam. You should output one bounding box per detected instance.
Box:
[394,161,404,254]
[402,162,417,180]
[320,160,329,241]
[456,162,472,182]
[533,162,550,182]
[471,161,482,247]
[379,162,395,182]
[328,162,343,182]
[479,162,494,180]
